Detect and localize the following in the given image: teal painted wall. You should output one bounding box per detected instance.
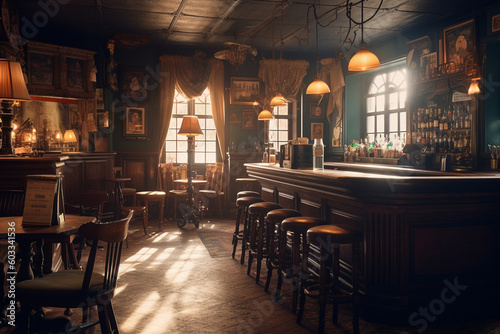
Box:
[484,41,500,147]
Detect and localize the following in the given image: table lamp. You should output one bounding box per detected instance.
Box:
[63,129,77,151]
[177,115,203,227]
[0,59,31,155]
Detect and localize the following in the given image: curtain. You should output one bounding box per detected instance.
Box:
[158,54,225,158]
[208,59,226,158]
[258,59,309,105]
[320,58,345,147]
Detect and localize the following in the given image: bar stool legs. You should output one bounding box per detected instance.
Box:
[233,195,263,262]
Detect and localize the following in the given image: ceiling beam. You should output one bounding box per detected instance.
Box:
[163,0,190,38]
[205,0,243,41]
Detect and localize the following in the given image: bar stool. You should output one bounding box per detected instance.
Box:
[246,202,282,284]
[233,196,263,263]
[279,217,327,313]
[236,177,260,193]
[298,225,363,334]
[264,209,302,294]
[237,190,260,198]
[136,191,166,230]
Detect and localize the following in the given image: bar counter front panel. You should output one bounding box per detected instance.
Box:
[245,162,500,323]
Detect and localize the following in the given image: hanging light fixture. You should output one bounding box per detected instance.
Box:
[306,21,330,95]
[258,109,274,121]
[270,93,287,106]
[348,0,380,72]
[468,78,481,95]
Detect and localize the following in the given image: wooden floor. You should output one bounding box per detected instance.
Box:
[4,218,500,333]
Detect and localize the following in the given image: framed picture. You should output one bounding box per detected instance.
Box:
[97,111,109,128]
[230,77,261,105]
[125,107,146,136]
[229,111,241,124]
[241,111,256,130]
[310,104,324,118]
[121,68,148,103]
[493,13,500,33]
[66,57,84,89]
[443,20,475,71]
[29,52,55,86]
[311,122,323,139]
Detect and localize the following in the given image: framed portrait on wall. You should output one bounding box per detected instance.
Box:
[121,68,149,103]
[241,111,256,130]
[125,106,146,136]
[443,20,475,71]
[230,77,261,105]
[311,122,323,139]
[310,104,324,118]
[493,13,500,33]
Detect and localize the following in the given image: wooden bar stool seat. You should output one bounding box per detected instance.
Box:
[298,224,363,334]
[136,191,166,231]
[279,217,327,313]
[233,196,263,263]
[237,190,260,198]
[264,209,302,294]
[246,201,282,284]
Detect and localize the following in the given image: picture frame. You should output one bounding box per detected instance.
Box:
[311,122,324,139]
[229,111,241,124]
[121,67,149,103]
[241,111,257,130]
[125,107,146,136]
[310,104,324,118]
[493,13,500,33]
[230,77,261,105]
[66,57,84,89]
[29,52,55,87]
[97,111,109,128]
[443,20,475,71]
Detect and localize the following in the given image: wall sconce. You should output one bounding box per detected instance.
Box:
[0,59,31,155]
[468,78,481,95]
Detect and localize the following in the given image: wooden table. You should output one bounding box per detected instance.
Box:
[0,215,96,282]
[173,179,208,228]
[173,179,207,189]
[106,177,132,219]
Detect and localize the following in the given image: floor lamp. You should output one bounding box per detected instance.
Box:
[258,109,273,164]
[0,59,31,155]
[177,115,203,228]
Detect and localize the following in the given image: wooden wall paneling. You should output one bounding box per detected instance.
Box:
[261,186,274,202]
[116,152,159,191]
[277,191,294,209]
[61,160,84,205]
[85,159,108,191]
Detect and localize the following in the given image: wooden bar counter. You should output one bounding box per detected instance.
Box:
[245,162,500,323]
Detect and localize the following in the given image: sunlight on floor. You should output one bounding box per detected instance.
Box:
[121,291,161,329]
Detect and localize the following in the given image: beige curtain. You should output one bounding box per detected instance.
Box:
[158,54,225,158]
[208,59,226,158]
[320,58,344,147]
[258,59,309,105]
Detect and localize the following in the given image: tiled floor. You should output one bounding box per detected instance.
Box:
[4,218,500,333]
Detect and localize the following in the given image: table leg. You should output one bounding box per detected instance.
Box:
[16,240,35,282]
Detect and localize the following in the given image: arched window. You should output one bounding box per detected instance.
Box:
[366,69,407,143]
[165,88,217,163]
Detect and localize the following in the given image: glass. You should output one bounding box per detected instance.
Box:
[313,138,324,170]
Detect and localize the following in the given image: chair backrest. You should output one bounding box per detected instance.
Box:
[79,190,109,222]
[213,162,225,193]
[158,163,174,192]
[79,210,133,294]
[205,164,216,190]
[0,190,25,217]
[112,167,123,178]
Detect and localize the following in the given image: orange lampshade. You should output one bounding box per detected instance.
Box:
[306,78,330,95]
[178,115,203,136]
[258,109,273,121]
[468,78,480,95]
[0,59,31,101]
[348,46,380,72]
[270,94,287,106]
[63,130,77,142]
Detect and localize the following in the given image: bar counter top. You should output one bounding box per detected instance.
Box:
[244,162,500,323]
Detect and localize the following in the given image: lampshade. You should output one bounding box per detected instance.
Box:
[306,78,330,95]
[178,115,203,136]
[63,130,77,142]
[348,46,380,71]
[258,109,273,121]
[270,94,287,106]
[468,78,480,95]
[0,59,31,101]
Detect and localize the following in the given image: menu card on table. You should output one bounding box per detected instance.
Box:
[22,175,65,226]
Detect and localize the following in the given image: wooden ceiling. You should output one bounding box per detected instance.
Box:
[12,0,497,56]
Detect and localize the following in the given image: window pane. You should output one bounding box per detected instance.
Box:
[367,116,375,133]
[400,112,407,131]
[195,152,205,163]
[195,104,207,115]
[279,131,288,142]
[269,130,277,142]
[367,133,375,143]
[376,95,384,112]
[206,154,216,164]
[205,129,216,140]
[178,140,187,152]
[196,141,206,151]
[399,91,406,109]
[389,93,398,110]
[165,153,176,163]
[177,103,188,115]
[279,119,288,129]
[377,115,384,132]
[367,97,375,113]
[277,105,288,116]
[166,129,176,140]
[389,113,398,132]
[177,152,187,164]
[206,119,215,129]
[269,120,277,131]
[206,142,216,152]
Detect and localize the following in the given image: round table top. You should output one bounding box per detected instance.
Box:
[105,177,132,182]
[173,179,207,185]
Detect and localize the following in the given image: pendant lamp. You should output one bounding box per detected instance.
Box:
[306,22,330,95]
[348,0,380,72]
[270,93,287,106]
[468,78,480,95]
[258,109,274,121]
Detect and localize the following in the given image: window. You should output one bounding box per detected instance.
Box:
[366,69,407,143]
[269,104,291,151]
[165,88,217,163]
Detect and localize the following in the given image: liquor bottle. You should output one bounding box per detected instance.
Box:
[313,138,324,170]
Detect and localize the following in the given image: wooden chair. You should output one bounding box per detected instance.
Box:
[16,211,133,334]
[198,162,225,218]
[112,167,136,205]
[160,163,188,220]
